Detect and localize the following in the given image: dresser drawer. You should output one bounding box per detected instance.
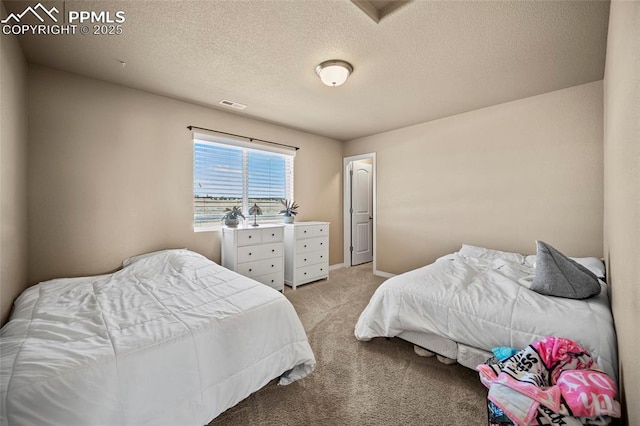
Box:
[295,224,329,239]
[295,237,328,254]
[254,271,284,291]
[295,250,327,267]
[262,227,283,243]
[311,224,329,237]
[237,242,283,263]
[237,229,262,246]
[295,262,328,283]
[237,258,283,277]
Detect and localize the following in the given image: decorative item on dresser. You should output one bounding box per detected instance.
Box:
[221,206,245,228]
[249,203,262,227]
[222,224,285,291]
[279,199,299,224]
[284,221,330,289]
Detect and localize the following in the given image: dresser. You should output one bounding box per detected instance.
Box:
[221,224,285,291]
[284,221,330,289]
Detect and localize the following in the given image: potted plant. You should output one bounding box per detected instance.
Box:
[279,199,299,224]
[248,203,262,227]
[221,206,244,228]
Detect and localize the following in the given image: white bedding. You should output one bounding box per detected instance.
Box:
[354,246,617,381]
[0,249,315,425]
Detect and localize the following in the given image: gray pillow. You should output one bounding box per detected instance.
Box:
[531,241,601,299]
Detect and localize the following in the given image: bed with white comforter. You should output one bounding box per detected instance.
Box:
[0,249,315,425]
[355,245,617,381]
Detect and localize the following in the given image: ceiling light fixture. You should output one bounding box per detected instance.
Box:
[315,60,353,87]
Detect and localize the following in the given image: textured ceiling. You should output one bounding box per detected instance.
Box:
[5,0,610,141]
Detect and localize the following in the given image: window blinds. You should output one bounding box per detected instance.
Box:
[193,137,294,228]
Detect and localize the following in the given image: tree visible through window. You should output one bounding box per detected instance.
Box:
[193,136,294,228]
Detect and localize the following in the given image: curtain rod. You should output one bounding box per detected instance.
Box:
[187,125,300,151]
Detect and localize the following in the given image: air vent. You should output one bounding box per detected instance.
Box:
[219,99,247,110]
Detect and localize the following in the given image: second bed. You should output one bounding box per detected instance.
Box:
[354,245,617,381]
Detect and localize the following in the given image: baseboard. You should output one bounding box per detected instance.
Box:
[374,270,395,278]
[329,263,345,271]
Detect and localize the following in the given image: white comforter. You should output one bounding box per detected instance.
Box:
[355,247,617,381]
[0,249,315,426]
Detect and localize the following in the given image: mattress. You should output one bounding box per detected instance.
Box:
[355,246,618,381]
[0,249,315,425]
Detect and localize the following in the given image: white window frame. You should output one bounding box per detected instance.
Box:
[193,131,295,231]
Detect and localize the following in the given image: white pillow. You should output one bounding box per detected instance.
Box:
[570,257,606,279]
[459,244,525,264]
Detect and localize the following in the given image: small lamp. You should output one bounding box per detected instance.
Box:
[315,60,353,87]
[248,203,262,227]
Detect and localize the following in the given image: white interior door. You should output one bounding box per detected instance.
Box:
[351,162,373,265]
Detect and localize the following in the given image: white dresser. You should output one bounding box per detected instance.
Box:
[221,224,285,291]
[284,221,330,289]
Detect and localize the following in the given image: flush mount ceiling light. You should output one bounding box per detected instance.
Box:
[315,60,353,87]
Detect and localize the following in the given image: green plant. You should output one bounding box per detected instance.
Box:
[221,206,245,222]
[279,199,299,217]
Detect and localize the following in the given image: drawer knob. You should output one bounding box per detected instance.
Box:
[320,268,323,271]
[271,264,274,268]
[304,230,307,234]
[249,236,252,239]
[304,245,307,248]
[320,255,323,258]
[249,253,252,256]
[249,268,252,272]
[271,249,275,253]
[304,258,307,261]
[304,272,307,275]
[271,233,275,237]
[271,280,274,283]
[320,229,323,232]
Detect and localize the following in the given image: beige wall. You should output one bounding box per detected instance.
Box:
[0,23,29,325]
[603,1,640,423]
[344,82,604,274]
[27,66,343,285]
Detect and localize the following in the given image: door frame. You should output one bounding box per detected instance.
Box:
[343,153,377,272]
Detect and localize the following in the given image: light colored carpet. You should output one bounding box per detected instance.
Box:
[211,264,488,425]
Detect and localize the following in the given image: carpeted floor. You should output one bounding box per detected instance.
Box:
[211,264,488,425]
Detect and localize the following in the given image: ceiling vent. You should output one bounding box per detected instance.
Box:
[219,99,247,110]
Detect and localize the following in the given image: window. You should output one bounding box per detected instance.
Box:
[193,132,294,229]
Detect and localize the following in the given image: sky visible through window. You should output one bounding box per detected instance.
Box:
[194,142,290,224]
